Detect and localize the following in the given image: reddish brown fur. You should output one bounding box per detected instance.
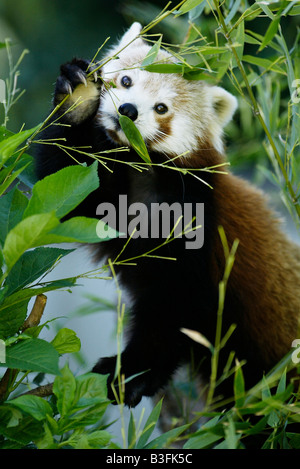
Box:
[214,174,300,364]
[182,140,300,367]
[176,138,224,168]
[154,116,173,143]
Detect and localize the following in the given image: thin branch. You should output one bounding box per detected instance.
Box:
[21,294,47,331]
[0,369,18,402]
[21,383,54,398]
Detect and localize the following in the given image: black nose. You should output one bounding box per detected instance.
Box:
[118,103,138,122]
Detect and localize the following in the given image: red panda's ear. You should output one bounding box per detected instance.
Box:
[117,22,144,51]
[211,86,238,128]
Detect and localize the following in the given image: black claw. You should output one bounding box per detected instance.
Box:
[54,57,102,110]
[55,75,73,96]
[92,356,151,408]
[59,63,87,88]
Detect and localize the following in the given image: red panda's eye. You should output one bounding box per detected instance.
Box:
[154,103,168,114]
[121,76,132,88]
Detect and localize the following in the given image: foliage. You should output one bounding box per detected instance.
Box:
[0,0,299,450]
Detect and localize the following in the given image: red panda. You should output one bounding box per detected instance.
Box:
[35,22,300,408]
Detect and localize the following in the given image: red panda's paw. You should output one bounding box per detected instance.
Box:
[92,356,153,408]
[53,58,102,124]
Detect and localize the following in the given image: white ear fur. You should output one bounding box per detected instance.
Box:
[117,22,143,51]
[211,86,238,128]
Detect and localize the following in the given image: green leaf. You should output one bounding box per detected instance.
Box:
[0,338,60,374]
[4,152,37,188]
[234,363,245,408]
[69,430,112,449]
[136,398,162,448]
[183,416,221,449]
[53,363,76,417]
[0,279,77,317]
[35,420,58,449]
[283,0,300,16]
[4,247,73,296]
[244,30,281,53]
[0,406,43,445]
[244,33,261,46]
[175,0,206,15]
[42,216,117,244]
[188,0,207,20]
[59,401,109,432]
[57,373,109,432]
[269,80,280,134]
[279,0,292,16]
[0,126,14,142]
[224,0,242,25]
[128,411,137,448]
[0,125,39,169]
[119,115,151,163]
[198,46,229,56]
[0,161,31,197]
[232,3,261,26]
[183,69,207,81]
[82,430,111,448]
[0,405,23,428]
[3,212,60,272]
[141,37,162,66]
[73,372,108,409]
[258,16,281,52]
[261,376,271,401]
[242,55,286,75]
[232,21,244,68]
[142,63,185,74]
[7,395,53,421]
[222,417,239,449]
[246,415,269,436]
[23,162,99,219]
[145,424,190,449]
[258,2,275,20]
[0,282,76,339]
[0,186,28,246]
[276,368,286,395]
[0,299,29,339]
[184,430,222,449]
[51,328,81,354]
[288,434,300,449]
[216,51,232,80]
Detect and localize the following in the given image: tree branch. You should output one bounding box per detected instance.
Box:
[21,382,54,398]
[21,294,47,331]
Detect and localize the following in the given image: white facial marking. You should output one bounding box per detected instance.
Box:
[97,24,238,157]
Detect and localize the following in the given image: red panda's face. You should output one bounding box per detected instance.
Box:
[98,23,238,159]
[99,67,195,156]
